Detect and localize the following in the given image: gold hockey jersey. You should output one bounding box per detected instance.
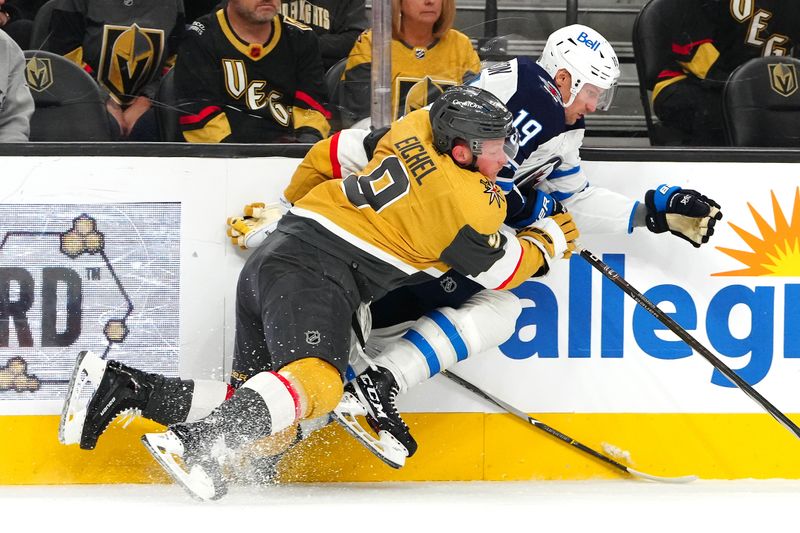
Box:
[285,109,546,292]
[341,29,481,122]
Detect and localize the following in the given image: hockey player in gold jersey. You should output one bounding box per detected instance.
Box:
[58,86,577,501]
[284,101,572,292]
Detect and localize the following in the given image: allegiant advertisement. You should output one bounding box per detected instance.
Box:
[1,156,798,417]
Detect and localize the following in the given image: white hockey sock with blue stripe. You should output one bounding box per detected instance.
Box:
[373,290,522,392]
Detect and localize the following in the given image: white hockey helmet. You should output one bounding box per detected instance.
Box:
[537,24,620,111]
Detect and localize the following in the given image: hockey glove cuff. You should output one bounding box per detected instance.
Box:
[517,212,579,276]
[227,202,287,250]
[644,184,723,248]
[507,188,566,228]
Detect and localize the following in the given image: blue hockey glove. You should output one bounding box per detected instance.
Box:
[507,188,566,228]
[644,185,723,248]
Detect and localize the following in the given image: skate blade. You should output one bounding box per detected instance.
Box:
[141,431,226,502]
[58,351,106,446]
[332,393,408,469]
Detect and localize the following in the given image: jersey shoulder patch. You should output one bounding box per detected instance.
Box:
[440,225,508,277]
[282,15,313,31]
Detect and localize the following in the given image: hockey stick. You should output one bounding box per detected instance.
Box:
[441,370,696,483]
[577,245,800,440]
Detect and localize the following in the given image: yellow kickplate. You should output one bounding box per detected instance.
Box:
[2,412,800,484]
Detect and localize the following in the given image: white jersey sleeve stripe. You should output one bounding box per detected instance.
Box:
[466,229,524,289]
[550,165,581,178]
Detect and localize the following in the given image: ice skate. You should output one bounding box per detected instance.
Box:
[332,365,417,468]
[59,351,153,450]
[141,424,228,501]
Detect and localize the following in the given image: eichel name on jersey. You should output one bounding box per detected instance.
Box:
[279,108,550,300]
[175,9,331,143]
[653,0,800,101]
[46,0,184,105]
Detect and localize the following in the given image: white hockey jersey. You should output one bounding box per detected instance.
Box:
[470,57,639,235]
[288,57,640,236]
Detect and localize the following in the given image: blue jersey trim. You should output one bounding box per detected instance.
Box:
[628,200,640,234]
[551,183,588,202]
[496,178,515,192]
[551,190,574,201]
[550,166,581,179]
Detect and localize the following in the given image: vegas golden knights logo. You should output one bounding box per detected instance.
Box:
[768,63,798,97]
[25,57,54,92]
[98,24,164,105]
[396,77,455,120]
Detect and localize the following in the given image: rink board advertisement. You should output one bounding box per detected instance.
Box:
[1,154,800,482]
[0,204,181,404]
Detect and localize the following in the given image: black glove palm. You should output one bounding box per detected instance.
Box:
[644,185,723,248]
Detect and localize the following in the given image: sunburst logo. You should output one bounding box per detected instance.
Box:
[714,188,800,276]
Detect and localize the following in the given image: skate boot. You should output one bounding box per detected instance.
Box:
[332,365,417,468]
[142,423,228,501]
[60,351,156,450]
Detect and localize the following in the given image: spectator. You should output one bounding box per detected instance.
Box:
[340,0,480,125]
[174,0,331,143]
[280,0,368,70]
[189,1,366,71]
[652,0,800,145]
[0,0,41,49]
[186,0,220,23]
[44,0,185,140]
[0,28,33,141]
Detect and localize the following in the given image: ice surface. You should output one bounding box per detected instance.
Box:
[0,480,796,532]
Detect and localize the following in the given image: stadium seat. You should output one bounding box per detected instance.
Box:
[155,68,183,142]
[723,57,800,147]
[324,57,349,131]
[632,0,691,145]
[23,50,114,141]
[29,0,57,50]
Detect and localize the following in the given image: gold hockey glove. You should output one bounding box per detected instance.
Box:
[517,212,579,276]
[226,202,286,250]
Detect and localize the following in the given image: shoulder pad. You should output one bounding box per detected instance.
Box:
[363,126,390,159]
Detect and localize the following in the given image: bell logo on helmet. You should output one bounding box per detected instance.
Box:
[577,31,600,51]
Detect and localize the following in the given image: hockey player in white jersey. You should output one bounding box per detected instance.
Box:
[333,24,723,467]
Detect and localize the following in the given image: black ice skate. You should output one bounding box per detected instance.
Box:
[59,351,155,450]
[142,423,228,501]
[332,365,417,468]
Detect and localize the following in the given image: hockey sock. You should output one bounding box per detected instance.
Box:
[184,380,233,422]
[373,289,522,392]
[279,358,343,419]
[190,371,301,450]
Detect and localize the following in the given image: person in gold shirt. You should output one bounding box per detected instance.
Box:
[58,86,577,500]
[339,0,481,125]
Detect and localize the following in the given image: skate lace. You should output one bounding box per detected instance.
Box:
[116,408,142,429]
[388,384,409,431]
